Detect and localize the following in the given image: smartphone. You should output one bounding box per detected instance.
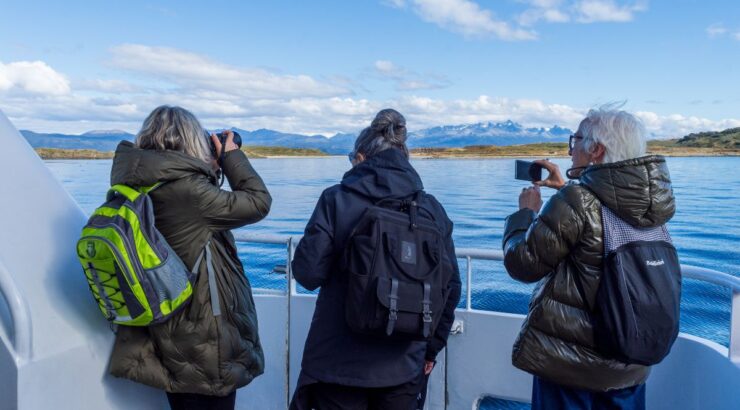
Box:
[515,160,543,182]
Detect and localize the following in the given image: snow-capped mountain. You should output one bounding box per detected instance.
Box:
[21,120,573,154]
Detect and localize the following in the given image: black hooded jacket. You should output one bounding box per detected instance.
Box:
[292,148,461,388]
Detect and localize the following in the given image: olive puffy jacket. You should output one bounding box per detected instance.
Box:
[107,141,271,396]
[502,155,675,392]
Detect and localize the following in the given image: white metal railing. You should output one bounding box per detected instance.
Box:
[0,232,737,367]
[232,232,740,363]
[0,259,32,364]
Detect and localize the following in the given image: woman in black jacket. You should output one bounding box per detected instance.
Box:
[290,109,461,410]
[503,106,676,410]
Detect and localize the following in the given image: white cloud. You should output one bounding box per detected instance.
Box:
[1,55,736,139]
[389,1,646,40]
[0,60,70,95]
[383,0,408,8]
[74,79,142,93]
[398,80,440,90]
[109,44,350,99]
[573,0,646,24]
[394,0,538,40]
[395,95,585,130]
[706,23,728,38]
[375,60,402,77]
[373,59,451,91]
[517,0,571,26]
[636,111,740,139]
[705,23,740,42]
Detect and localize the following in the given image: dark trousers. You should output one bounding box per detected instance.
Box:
[532,376,646,410]
[166,391,236,410]
[290,372,426,410]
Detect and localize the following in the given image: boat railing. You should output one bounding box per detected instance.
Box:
[231,232,740,364]
[1,232,738,366]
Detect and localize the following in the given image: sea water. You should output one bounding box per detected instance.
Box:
[47,156,740,348]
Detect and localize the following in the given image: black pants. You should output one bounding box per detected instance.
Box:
[290,372,426,410]
[166,391,236,410]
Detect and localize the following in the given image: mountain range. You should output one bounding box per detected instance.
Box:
[20,120,573,155]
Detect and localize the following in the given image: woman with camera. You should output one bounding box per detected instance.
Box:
[502,105,677,409]
[107,105,271,410]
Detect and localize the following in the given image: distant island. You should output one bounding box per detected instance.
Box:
[37,146,328,160]
[413,135,740,158]
[28,123,740,159]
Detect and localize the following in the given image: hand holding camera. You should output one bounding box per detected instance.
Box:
[208,130,244,187]
[210,130,242,159]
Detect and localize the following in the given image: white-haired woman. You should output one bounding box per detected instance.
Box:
[108,106,271,410]
[502,106,676,409]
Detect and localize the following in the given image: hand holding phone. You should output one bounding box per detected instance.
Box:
[532,159,566,190]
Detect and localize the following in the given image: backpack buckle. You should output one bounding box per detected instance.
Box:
[422,305,432,323]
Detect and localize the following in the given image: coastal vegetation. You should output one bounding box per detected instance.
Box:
[242,145,328,158]
[34,127,740,159]
[36,146,329,160]
[411,132,740,158]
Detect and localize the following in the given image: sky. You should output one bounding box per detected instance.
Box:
[0,0,738,138]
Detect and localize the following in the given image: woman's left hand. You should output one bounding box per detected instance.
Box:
[519,185,542,212]
[533,159,565,190]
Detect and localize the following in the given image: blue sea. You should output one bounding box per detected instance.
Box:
[47,156,740,351]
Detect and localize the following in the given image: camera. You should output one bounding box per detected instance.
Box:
[209,130,243,157]
[515,160,543,182]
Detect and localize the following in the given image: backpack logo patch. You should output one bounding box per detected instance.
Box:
[86,242,96,258]
[401,241,416,264]
[646,259,665,267]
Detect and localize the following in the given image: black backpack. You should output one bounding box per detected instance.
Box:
[591,205,682,365]
[343,191,449,340]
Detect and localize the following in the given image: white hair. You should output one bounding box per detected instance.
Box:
[578,103,647,163]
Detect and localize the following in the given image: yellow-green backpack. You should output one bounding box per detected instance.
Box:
[76,184,205,326]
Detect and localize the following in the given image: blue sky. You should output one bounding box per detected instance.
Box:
[0,0,738,137]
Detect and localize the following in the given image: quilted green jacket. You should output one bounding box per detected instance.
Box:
[108,141,271,395]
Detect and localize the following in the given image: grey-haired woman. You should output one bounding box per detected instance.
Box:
[107,105,271,410]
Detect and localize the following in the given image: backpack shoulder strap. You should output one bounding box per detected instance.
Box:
[107,182,167,202]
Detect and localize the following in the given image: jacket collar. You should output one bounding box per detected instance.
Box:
[110,141,216,187]
[340,148,423,200]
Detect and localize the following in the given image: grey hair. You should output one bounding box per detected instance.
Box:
[353,108,409,159]
[578,103,647,163]
[135,105,212,163]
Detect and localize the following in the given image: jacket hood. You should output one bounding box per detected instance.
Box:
[110,141,216,187]
[580,155,675,227]
[340,147,423,200]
